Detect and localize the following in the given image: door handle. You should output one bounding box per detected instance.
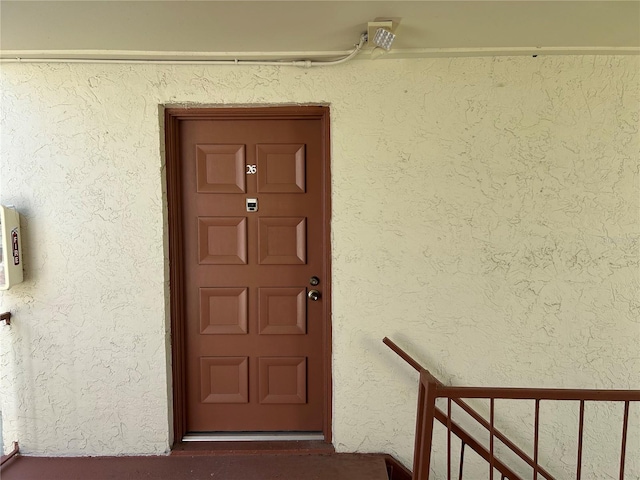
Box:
[308,290,321,301]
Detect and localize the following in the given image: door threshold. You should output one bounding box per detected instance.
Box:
[182,432,325,442]
[172,437,334,456]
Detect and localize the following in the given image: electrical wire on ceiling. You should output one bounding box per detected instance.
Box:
[0,33,368,67]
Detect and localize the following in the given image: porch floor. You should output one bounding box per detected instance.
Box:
[1,452,390,480]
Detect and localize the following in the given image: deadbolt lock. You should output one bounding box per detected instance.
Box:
[309,276,320,286]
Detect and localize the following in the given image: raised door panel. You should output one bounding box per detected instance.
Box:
[258,357,307,404]
[196,144,246,193]
[258,217,306,265]
[200,356,249,404]
[200,287,248,335]
[256,144,306,193]
[259,287,306,335]
[198,217,247,265]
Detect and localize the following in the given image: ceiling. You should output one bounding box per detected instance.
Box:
[1,1,639,61]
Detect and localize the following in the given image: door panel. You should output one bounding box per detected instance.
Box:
[199,287,248,335]
[196,144,246,193]
[256,144,306,193]
[258,287,307,335]
[258,217,307,264]
[177,113,329,434]
[258,357,307,404]
[198,217,248,264]
[200,356,249,404]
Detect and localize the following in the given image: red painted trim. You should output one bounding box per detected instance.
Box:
[165,109,187,444]
[320,106,333,443]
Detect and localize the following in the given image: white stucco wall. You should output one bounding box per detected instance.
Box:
[1,56,638,477]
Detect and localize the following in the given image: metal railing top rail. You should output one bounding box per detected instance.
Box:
[434,386,640,402]
[383,337,640,402]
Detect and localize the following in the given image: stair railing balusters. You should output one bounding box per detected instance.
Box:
[383,337,640,480]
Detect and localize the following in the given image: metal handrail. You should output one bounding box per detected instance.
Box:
[0,314,17,470]
[438,387,639,401]
[0,442,19,467]
[383,337,640,480]
[384,337,552,480]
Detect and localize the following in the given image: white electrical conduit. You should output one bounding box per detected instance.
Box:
[1,33,368,67]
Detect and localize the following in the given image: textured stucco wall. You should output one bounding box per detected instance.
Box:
[1,56,638,476]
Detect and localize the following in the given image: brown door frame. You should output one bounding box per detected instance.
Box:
[164,106,332,445]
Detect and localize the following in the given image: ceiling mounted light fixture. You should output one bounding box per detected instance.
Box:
[373,27,396,51]
[367,20,399,52]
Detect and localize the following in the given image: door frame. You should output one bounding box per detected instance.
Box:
[164,106,333,445]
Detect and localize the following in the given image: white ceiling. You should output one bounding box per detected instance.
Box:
[1,1,639,61]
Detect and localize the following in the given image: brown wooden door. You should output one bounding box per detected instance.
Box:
[173,108,330,435]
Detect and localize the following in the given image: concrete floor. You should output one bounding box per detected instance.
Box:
[1,453,390,480]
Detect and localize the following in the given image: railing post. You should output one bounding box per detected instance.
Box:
[414,369,438,480]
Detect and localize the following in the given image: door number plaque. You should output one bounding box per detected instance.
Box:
[246,164,257,174]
